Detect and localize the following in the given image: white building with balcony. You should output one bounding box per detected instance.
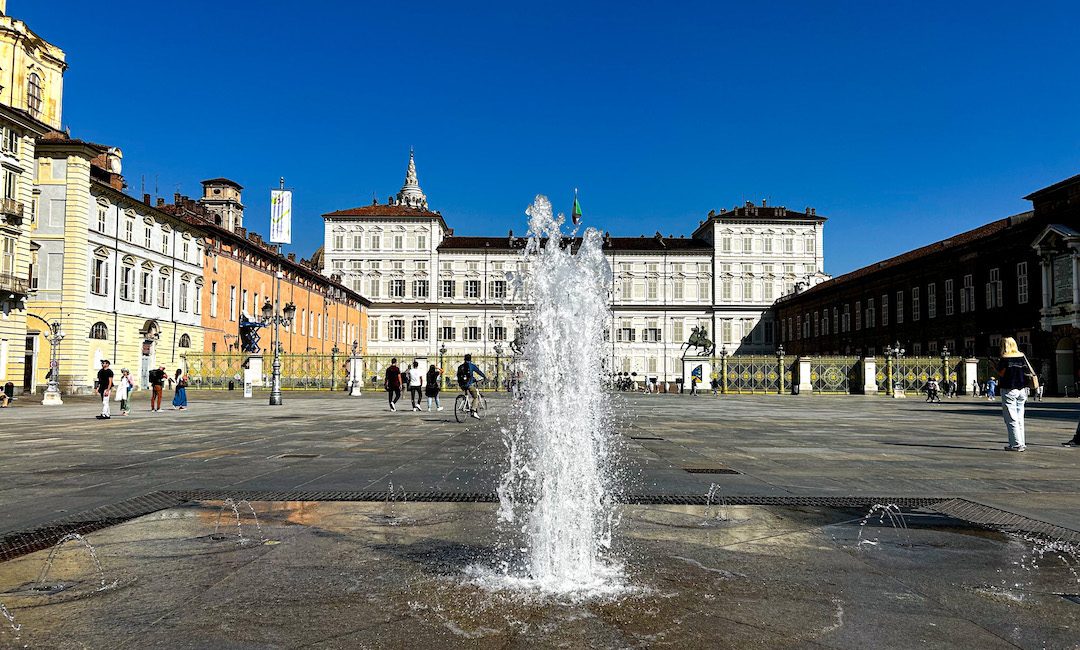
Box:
[322,153,829,383]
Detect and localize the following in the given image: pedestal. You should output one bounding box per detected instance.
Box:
[349,358,363,396]
[961,358,979,395]
[796,357,813,395]
[861,358,878,395]
[41,387,63,405]
[681,357,712,393]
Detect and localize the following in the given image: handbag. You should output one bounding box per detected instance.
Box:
[1022,356,1040,390]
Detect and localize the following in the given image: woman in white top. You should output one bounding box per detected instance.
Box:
[407,361,424,412]
[115,368,135,416]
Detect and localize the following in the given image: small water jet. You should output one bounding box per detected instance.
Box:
[36,533,116,592]
[855,503,908,547]
[702,483,728,524]
[213,498,266,544]
[0,600,21,640]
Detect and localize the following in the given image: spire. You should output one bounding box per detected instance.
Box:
[394,149,428,210]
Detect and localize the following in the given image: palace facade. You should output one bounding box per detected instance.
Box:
[323,153,828,382]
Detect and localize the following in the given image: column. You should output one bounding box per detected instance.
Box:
[796,356,812,395]
[861,357,878,395]
[961,358,979,396]
[1040,258,1052,311]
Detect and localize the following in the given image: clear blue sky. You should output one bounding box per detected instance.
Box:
[23,1,1080,275]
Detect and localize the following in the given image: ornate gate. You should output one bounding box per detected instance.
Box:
[809,356,860,394]
[724,355,782,394]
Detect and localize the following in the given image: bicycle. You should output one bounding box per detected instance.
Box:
[454,383,487,423]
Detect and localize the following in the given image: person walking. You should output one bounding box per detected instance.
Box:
[96,360,114,419]
[115,368,134,416]
[385,358,403,411]
[689,375,699,396]
[171,368,188,410]
[711,371,719,395]
[997,337,1031,452]
[149,365,166,412]
[425,364,443,411]
[986,377,998,400]
[407,360,424,411]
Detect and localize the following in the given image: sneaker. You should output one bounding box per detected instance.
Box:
[1062,440,1080,447]
[96,415,106,419]
[413,406,421,412]
[471,411,480,419]
[1003,445,1026,452]
[437,406,444,411]
[390,403,396,411]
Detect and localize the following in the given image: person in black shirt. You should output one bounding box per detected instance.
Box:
[148,365,166,412]
[96,360,114,420]
[384,358,402,412]
[996,337,1030,451]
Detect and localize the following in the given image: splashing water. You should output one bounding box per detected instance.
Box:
[1,601,20,639]
[485,195,622,597]
[855,503,908,547]
[214,498,266,544]
[36,533,116,591]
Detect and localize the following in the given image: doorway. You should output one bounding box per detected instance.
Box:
[23,334,37,393]
[1055,337,1075,395]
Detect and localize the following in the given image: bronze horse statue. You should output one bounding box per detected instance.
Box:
[681,325,714,357]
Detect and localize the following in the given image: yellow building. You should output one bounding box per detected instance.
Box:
[0,0,65,393]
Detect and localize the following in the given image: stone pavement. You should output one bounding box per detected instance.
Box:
[1,390,1078,536]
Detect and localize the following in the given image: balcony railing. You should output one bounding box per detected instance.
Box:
[0,197,24,225]
[0,272,28,296]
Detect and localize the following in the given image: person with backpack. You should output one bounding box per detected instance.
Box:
[148,365,166,412]
[384,358,403,412]
[997,337,1034,452]
[456,354,487,419]
[425,364,443,412]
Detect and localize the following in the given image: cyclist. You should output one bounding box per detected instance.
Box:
[456,353,487,419]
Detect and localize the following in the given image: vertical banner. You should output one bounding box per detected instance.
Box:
[270,189,292,244]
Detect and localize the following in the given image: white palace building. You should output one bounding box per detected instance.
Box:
[321,153,829,382]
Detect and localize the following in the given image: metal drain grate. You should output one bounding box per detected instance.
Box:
[684,468,740,475]
[270,453,321,459]
[0,491,187,562]
[630,436,664,441]
[1062,595,1080,605]
[931,499,1080,543]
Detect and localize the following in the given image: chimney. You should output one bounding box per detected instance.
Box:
[287,252,296,262]
[142,193,151,205]
[156,198,165,207]
[761,199,767,207]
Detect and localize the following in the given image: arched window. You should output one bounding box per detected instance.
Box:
[27,73,43,117]
[89,322,108,340]
[178,333,192,348]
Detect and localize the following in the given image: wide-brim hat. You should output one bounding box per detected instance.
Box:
[1001,351,1025,358]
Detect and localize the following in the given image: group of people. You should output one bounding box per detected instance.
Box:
[383,354,487,417]
[923,378,959,402]
[95,360,189,419]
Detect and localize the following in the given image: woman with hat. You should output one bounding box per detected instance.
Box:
[997,337,1034,452]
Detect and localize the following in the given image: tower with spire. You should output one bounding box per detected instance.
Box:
[393,149,428,209]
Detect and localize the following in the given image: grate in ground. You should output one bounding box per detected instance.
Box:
[930,498,1080,543]
[629,436,665,441]
[684,467,740,475]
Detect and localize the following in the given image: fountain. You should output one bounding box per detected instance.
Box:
[485,195,622,597]
[213,498,266,544]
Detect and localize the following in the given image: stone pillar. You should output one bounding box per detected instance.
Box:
[796,357,812,395]
[777,353,786,395]
[1040,258,1052,311]
[861,357,878,395]
[720,354,728,394]
[961,358,979,395]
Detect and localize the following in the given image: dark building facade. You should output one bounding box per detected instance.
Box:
[774,173,1080,393]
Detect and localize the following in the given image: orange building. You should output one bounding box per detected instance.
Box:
[162,180,367,357]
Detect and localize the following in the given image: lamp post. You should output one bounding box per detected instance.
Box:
[261,298,296,406]
[885,340,905,398]
[349,340,361,396]
[718,345,729,395]
[439,343,447,388]
[493,342,503,391]
[776,344,785,395]
[43,320,65,405]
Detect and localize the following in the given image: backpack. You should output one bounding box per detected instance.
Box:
[457,363,471,388]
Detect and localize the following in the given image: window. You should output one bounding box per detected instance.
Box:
[27,72,43,117]
[465,321,481,341]
[673,279,684,300]
[468,261,480,272]
[1017,262,1028,304]
[742,236,753,253]
[175,333,191,348]
[763,281,774,301]
[784,237,794,253]
[439,321,455,341]
[855,301,861,330]
[643,320,662,342]
[896,290,904,324]
[441,279,455,298]
[866,298,875,328]
[193,284,201,314]
[814,311,820,337]
[465,279,481,298]
[370,235,381,250]
[490,280,506,299]
[620,279,632,300]
[97,207,107,233]
[742,279,753,302]
[821,310,829,336]
[721,281,732,301]
[672,320,684,342]
[721,319,732,344]
[182,240,190,262]
[178,280,189,312]
[616,320,635,342]
[912,287,920,321]
[158,272,171,307]
[412,319,428,341]
[368,277,380,298]
[89,322,108,340]
[881,294,889,326]
[229,286,237,320]
[842,304,850,332]
[490,321,507,340]
[210,281,218,317]
[140,270,153,304]
[413,279,429,299]
[764,321,774,344]
[763,237,773,254]
[90,258,109,295]
[3,127,17,154]
[333,234,344,250]
[389,279,405,298]
[369,318,379,341]
[417,234,427,250]
[986,268,1002,308]
[927,283,937,318]
[961,274,974,313]
[161,232,169,255]
[805,237,816,254]
[721,236,732,252]
[944,279,954,316]
[393,235,403,250]
[124,218,134,242]
[388,319,405,341]
[646,279,658,300]
[119,265,134,301]
[144,225,152,249]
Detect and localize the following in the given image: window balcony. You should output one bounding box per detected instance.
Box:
[0,197,24,225]
[0,272,29,297]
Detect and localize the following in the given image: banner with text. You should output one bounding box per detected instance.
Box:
[270,189,292,244]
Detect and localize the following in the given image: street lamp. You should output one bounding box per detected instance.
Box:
[349,340,360,396]
[493,342,503,391]
[439,343,447,388]
[262,298,296,406]
[43,320,65,405]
